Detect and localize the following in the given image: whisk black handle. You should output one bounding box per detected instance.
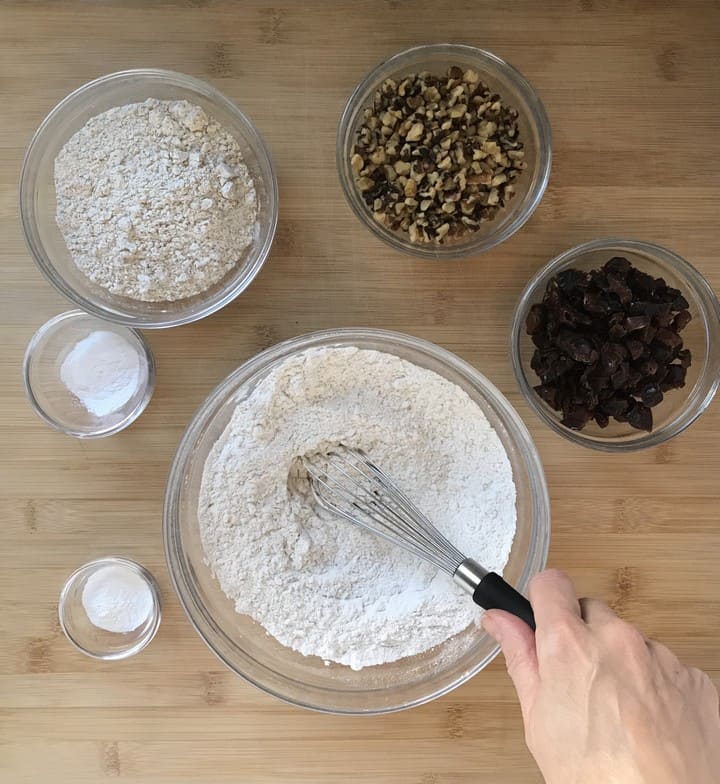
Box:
[473,572,536,631]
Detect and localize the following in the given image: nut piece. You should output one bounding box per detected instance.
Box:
[406,122,424,141]
[351,66,524,244]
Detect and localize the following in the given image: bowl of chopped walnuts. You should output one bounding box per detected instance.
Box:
[511,239,720,451]
[337,44,551,259]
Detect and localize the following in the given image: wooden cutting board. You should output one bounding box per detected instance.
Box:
[1,2,719,782]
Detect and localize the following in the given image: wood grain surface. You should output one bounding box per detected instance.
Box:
[2,2,719,782]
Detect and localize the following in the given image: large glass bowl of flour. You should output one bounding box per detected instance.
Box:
[164,328,550,714]
[19,69,277,328]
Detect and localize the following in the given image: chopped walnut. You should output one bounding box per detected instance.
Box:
[351,67,526,245]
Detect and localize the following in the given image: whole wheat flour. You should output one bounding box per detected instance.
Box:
[54,98,257,302]
[199,346,516,670]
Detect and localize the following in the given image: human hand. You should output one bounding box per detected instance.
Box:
[482,569,720,784]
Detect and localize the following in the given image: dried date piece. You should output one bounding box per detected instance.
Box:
[352,68,525,244]
[525,257,693,432]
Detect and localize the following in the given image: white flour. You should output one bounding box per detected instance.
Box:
[199,346,516,670]
[54,98,257,302]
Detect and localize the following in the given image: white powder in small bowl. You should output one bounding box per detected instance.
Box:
[60,330,142,418]
[82,565,154,634]
[199,346,517,670]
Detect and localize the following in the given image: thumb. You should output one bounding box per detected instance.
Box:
[483,609,539,710]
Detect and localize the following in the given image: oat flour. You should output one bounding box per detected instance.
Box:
[199,346,516,670]
[55,99,257,302]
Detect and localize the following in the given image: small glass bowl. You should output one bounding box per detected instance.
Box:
[23,310,155,438]
[511,239,720,451]
[19,69,278,328]
[58,557,162,660]
[337,44,552,259]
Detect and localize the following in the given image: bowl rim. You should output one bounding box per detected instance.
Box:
[510,238,720,452]
[19,68,279,329]
[58,555,162,660]
[336,43,552,260]
[22,309,156,438]
[163,326,550,714]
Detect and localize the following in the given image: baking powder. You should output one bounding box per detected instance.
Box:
[199,346,516,670]
[60,330,142,418]
[82,565,153,634]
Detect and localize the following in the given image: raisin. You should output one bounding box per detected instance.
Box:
[556,331,597,364]
[624,315,650,332]
[662,364,687,390]
[628,268,657,297]
[609,323,627,340]
[638,382,663,407]
[602,395,630,417]
[556,269,589,296]
[603,256,632,276]
[562,406,592,430]
[651,342,674,363]
[639,323,658,345]
[606,274,632,304]
[673,310,692,332]
[626,339,645,361]
[532,332,553,350]
[655,328,683,350]
[594,410,610,428]
[611,362,630,390]
[677,348,692,368]
[600,343,626,374]
[526,304,546,335]
[637,358,659,377]
[626,403,653,431]
[584,291,611,314]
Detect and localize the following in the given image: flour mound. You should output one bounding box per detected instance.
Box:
[199,346,516,670]
[54,98,257,302]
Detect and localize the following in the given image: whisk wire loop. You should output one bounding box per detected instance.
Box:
[304,447,465,575]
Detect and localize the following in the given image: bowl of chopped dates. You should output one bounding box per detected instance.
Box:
[337,44,551,259]
[511,239,720,451]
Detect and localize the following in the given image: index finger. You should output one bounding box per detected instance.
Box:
[529,569,583,629]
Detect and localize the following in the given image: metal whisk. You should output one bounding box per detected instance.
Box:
[302,446,535,630]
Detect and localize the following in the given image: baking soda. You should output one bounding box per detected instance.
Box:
[82,565,153,634]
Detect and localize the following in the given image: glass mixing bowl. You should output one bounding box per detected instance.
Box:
[19,69,278,328]
[337,44,552,259]
[164,328,550,714]
[511,239,720,451]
